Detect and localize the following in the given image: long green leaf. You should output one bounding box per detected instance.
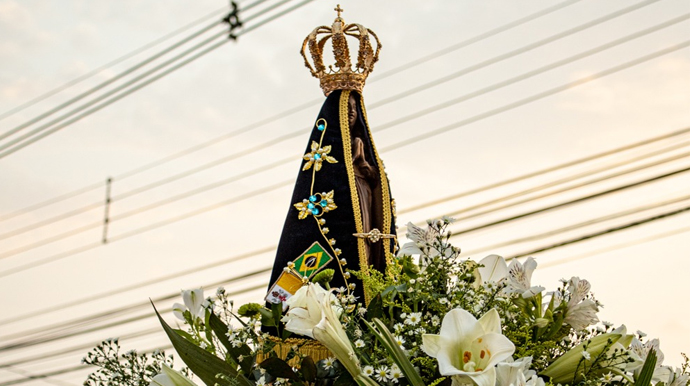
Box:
[542,333,622,384]
[364,318,425,386]
[152,302,253,386]
[635,350,657,386]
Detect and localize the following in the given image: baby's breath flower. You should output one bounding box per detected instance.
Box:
[355,339,365,348]
[322,357,335,370]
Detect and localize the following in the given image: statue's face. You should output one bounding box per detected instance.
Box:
[348,94,357,128]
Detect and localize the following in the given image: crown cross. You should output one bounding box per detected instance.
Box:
[334,4,343,18]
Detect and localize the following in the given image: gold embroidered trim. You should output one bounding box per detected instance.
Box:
[339,90,370,305]
[359,94,396,278]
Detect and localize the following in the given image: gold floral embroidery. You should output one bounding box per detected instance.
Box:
[294,191,337,220]
[302,141,337,171]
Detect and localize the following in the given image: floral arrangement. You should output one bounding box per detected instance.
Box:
[84,218,689,386]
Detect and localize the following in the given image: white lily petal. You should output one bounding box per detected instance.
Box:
[467,367,497,386]
[478,309,501,334]
[150,374,175,386]
[182,288,204,318]
[480,333,516,368]
[439,309,484,346]
[172,303,185,321]
[421,334,443,357]
[398,242,422,256]
[477,255,508,283]
[155,365,198,386]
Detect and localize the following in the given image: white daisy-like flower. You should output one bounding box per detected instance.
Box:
[390,365,403,381]
[358,307,367,316]
[355,339,365,348]
[582,351,591,361]
[322,357,336,370]
[354,329,363,338]
[255,376,267,386]
[431,315,440,326]
[374,367,391,382]
[231,339,242,348]
[363,366,375,377]
[394,335,406,347]
[405,312,422,325]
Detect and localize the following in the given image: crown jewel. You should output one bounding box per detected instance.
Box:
[301,5,382,96]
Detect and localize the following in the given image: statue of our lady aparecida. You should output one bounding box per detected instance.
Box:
[264,5,398,328]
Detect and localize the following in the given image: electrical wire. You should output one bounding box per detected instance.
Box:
[506,203,690,260]
[3,11,685,246]
[0,4,236,125]
[378,39,690,154]
[370,0,582,82]
[401,140,690,233]
[1,36,686,280]
[0,278,268,352]
[449,164,690,237]
[0,0,616,221]
[368,0,661,109]
[0,0,302,157]
[461,192,690,256]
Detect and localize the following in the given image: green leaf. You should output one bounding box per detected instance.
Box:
[271,302,283,336]
[258,308,276,327]
[542,333,622,384]
[363,318,425,386]
[366,294,383,321]
[259,357,298,380]
[300,356,317,383]
[635,350,658,386]
[152,301,252,386]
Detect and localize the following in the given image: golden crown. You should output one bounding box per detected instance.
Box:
[301,5,381,96]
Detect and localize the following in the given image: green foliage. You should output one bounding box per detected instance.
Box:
[82,338,179,386]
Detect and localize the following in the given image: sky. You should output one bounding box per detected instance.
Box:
[0,0,689,385]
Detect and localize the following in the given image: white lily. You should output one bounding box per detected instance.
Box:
[506,257,545,299]
[282,283,375,386]
[282,283,332,338]
[629,338,672,383]
[181,288,205,319]
[666,367,690,386]
[476,255,508,285]
[150,365,198,386]
[562,277,599,330]
[422,309,515,386]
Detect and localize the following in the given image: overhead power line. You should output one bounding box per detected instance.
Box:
[506,203,690,260]
[0,3,237,124]
[369,0,661,109]
[3,10,684,246]
[1,35,686,279]
[402,140,690,233]
[462,192,690,257]
[539,222,690,269]
[449,164,690,237]
[0,0,610,220]
[379,39,690,153]
[0,0,313,158]
[0,276,268,352]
